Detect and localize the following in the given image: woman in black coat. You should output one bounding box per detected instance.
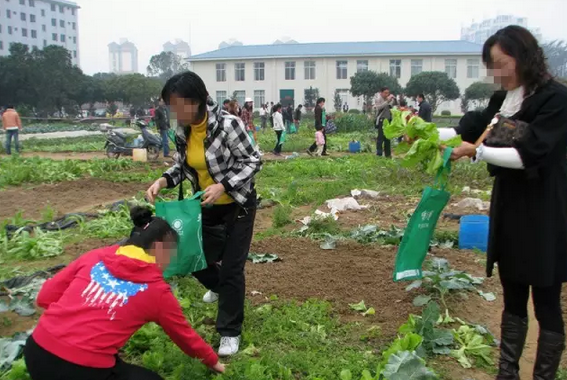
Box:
[444,26,567,380]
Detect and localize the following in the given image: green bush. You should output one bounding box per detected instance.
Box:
[440,110,451,116]
[272,205,293,228]
[348,109,361,114]
[333,113,374,133]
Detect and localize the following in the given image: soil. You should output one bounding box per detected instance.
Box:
[0,178,150,221]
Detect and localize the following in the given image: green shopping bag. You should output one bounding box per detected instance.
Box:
[280,130,287,143]
[393,148,453,282]
[248,131,256,145]
[289,123,297,134]
[155,190,207,278]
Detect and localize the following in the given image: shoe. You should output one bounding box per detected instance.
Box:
[218,336,240,357]
[533,329,565,380]
[306,149,313,156]
[496,312,528,380]
[202,290,219,303]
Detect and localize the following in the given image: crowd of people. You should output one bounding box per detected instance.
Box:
[2,24,566,380]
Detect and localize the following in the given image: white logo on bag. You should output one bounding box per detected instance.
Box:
[172,219,184,236]
[421,211,433,221]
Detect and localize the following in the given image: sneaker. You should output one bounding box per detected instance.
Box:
[202,290,219,303]
[218,336,241,357]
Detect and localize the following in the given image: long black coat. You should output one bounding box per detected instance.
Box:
[455,80,567,287]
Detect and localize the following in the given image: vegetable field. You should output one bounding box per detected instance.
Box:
[0,123,566,380]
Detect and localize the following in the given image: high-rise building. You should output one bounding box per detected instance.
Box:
[0,0,80,66]
[461,15,542,44]
[108,39,138,74]
[163,39,191,60]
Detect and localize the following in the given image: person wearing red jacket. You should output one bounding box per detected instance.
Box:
[24,206,225,380]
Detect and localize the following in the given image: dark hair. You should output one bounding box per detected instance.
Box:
[380,87,389,93]
[274,103,282,112]
[223,99,230,105]
[126,206,178,250]
[298,104,303,108]
[6,105,14,109]
[399,99,407,107]
[161,71,209,119]
[417,94,425,99]
[244,102,253,111]
[482,25,550,95]
[316,97,325,105]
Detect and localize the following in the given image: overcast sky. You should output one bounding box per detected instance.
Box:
[76,0,567,75]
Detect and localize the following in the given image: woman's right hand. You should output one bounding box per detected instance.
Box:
[211,361,226,373]
[146,177,167,204]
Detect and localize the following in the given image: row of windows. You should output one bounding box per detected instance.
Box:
[0,24,76,44]
[10,0,76,15]
[5,10,77,30]
[215,59,481,82]
[214,90,266,107]
[0,39,77,58]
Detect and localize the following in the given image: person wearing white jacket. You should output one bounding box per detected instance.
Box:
[272,104,285,156]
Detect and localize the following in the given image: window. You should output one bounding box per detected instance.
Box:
[31,29,36,38]
[8,26,12,34]
[51,18,55,26]
[215,63,226,82]
[6,10,11,19]
[72,36,76,44]
[59,20,64,27]
[41,9,44,16]
[254,62,264,81]
[41,24,45,31]
[43,39,46,47]
[20,12,26,21]
[71,8,75,16]
[445,59,457,79]
[254,90,265,106]
[51,32,57,41]
[50,4,55,11]
[356,60,369,73]
[215,91,227,105]
[73,50,76,58]
[336,60,348,79]
[59,5,63,13]
[72,22,75,30]
[304,61,316,80]
[235,63,245,81]
[467,59,480,78]
[19,0,24,4]
[285,61,296,80]
[0,41,3,50]
[337,89,349,106]
[29,0,34,6]
[30,14,35,22]
[60,34,65,42]
[411,59,423,76]
[234,90,245,106]
[21,28,27,37]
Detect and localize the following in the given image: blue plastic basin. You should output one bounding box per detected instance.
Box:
[349,141,361,153]
[459,215,489,252]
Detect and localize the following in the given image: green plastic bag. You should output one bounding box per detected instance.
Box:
[155,191,207,278]
[289,123,297,134]
[393,148,453,282]
[247,131,256,146]
[280,130,287,143]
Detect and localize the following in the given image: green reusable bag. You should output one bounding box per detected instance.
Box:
[393,148,453,282]
[280,130,287,143]
[155,189,207,278]
[289,123,297,134]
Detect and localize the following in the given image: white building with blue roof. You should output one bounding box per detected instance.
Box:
[188,40,485,115]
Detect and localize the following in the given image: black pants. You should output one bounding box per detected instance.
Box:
[24,336,162,380]
[274,130,283,154]
[193,203,256,337]
[501,277,564,334]
[376,123,391,157]
[309,130,327,155]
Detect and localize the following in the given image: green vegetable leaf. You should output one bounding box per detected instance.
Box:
[363,307,376,316]
[383,351,438,380]
[413,295,432,307]
[441,135,463,148]
[349,300,367,312]
[339,369,353,380]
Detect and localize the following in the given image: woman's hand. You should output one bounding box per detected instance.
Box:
[448,142,477,161]
[146,177,167,204]
[211,361,226,373]
[201,183,226,206]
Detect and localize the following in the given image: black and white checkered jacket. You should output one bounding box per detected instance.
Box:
[162,98,262,206]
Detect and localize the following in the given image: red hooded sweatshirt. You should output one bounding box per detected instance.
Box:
[33,245,219,369]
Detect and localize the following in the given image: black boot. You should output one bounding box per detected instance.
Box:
[497,312,528,380]
[533,329,565,380]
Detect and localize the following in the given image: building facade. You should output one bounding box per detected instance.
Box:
[0,0,80,66]
[108,39,138,74]
[188,41,485,114]
[163,39,191,60]
[461,15,542,44]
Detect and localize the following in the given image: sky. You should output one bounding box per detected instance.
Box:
[76,0,567,75]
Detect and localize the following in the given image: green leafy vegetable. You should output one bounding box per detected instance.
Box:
[451,325,494,368]
[247,253,281,264]
[383,351,438,380]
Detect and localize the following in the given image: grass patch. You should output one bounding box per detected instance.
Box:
[272,205,293,228]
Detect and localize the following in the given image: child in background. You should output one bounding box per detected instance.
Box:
[315,129,325,157]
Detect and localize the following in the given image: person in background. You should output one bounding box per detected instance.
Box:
[259,104,268,131]
[284,105,293,133]
[417,94,432,122]
[23,206,225,380]
[2,105,22,155]
[227,101,240,117]
[342,102,349,113]
[436,26,567,380]
[294,104,303,131]
[146,72,261,357]
[315,128,325,157]
[222,99,231,112]
[307,98,327,156]
[154,99,171,158]
[269,102,275,128]
[241,98,256,144]
[272,104,285,156]
[375,87,395,157]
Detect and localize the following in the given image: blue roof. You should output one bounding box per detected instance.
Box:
[190,40,482,61]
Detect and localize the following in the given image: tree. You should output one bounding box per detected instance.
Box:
[542,40,567,78]
[464,82,498,110]
[303,86,320,109]
[405,71,460,113]
[147,51,190,83]
[333,90,342,112]
[350,71,402,113]
[111,74,162,108]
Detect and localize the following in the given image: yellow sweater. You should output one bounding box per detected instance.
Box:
[186,117,234,205]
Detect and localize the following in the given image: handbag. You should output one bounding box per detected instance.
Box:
[485,117,529,148]
[393,148,453,282]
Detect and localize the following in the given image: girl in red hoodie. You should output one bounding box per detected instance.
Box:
[24,207,225,380]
